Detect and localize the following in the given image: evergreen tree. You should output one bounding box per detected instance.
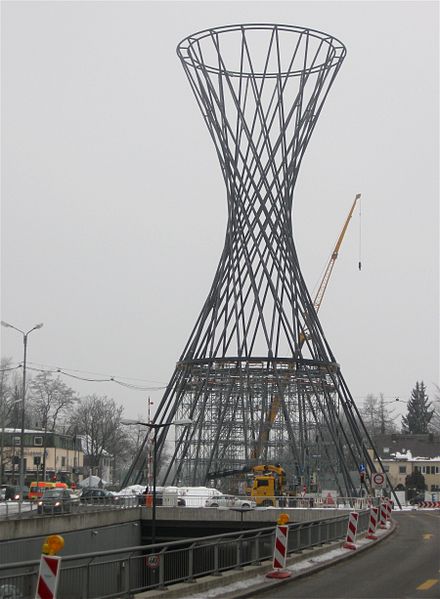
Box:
[402,381,434,434]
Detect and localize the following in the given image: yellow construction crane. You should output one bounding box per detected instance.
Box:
[312,193,361,315]
[252,193,362,461]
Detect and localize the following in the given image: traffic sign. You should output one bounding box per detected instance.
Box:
[372,472,385,488]
[146,554,160,570]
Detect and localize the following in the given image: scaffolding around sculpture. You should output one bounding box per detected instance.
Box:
[124,24,392,498]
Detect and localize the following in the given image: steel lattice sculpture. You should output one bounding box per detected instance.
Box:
[124,24,391,498]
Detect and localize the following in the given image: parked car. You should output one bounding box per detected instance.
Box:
[79,488,120,505]
[205,494,256,509]
[67,490,81,506]
[1,485,29,501]
[37,489,73,514]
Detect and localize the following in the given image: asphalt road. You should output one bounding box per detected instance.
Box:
[254,511,440,599]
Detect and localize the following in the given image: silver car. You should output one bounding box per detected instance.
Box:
[205,494,256,508]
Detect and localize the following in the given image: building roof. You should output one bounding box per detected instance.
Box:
[4,428,47,434]
[372,433,440,460]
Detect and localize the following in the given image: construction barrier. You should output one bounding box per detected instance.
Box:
[35,534,64,599]
[379,500,387,529]
[385,498,392,523]
[417,501,440,508]
[35,555,61,599]
[342,511,359,550]
[365,506,379,540]
[266,514,292,579]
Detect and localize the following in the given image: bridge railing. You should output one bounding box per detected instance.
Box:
[0,510,371,598]
[0,493,378,519]
[0,495,140,519]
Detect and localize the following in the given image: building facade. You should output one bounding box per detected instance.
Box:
[368,433,440,494]
[0,428,84,485]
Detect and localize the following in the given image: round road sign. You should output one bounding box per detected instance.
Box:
[372,472,385,487]
[146,555,160,569]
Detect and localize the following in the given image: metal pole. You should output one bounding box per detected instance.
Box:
[152,426,158,544]
[18,333,28,514]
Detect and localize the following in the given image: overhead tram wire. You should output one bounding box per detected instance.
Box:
[26,361,165,384]
[0,362,167,391]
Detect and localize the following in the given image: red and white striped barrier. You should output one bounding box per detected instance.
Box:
[35,555,61,599]
[365,506,379,540]
[379,500,388,529]
[342,511,359,550]
[385,498,392,523]
[417,501,440,508]
[266,524,292,579]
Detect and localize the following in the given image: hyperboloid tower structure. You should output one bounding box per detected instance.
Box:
[125,24,390,498]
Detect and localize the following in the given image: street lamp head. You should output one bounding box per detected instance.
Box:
[120,419,140,426]
[1,321,43,334]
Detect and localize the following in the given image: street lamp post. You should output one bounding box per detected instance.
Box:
[121,418,192,544]
[1,321,43,511]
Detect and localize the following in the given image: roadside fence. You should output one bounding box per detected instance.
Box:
[0,510,371,599]
[0,496,140,519]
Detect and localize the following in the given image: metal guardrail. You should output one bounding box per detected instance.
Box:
[0,496,140,519]
[0,510,371,598]
[0,494,378,519]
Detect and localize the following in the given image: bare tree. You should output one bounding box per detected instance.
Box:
[377,394,398,434]
[70,394,123,480]
[1,358,14,482]
[360,394,397,436]
[28,372,78,478]
[360,395,380,436]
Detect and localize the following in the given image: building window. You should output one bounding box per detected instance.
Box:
[421,466,426,474]
[61,457,66,467]
[34,436,43,446]
[13,436,20,446]
[399,466,406,474]
[383,465,390,472]
[436,467,439,474]
[414,466,420,474]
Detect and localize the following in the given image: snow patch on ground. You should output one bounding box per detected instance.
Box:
[177,528,391,598]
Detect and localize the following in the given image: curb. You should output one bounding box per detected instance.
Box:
[225,518,398,598]
[136,519,397,599]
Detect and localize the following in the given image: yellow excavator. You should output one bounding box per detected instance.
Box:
[251,193,362,461]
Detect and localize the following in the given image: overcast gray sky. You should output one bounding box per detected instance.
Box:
[1,1,438,425]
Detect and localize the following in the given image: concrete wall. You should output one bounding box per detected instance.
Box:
[0,510,141,564]
[142,506,351,525]
[0,505,353,565]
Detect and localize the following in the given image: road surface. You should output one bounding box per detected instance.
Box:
[255,511,440,598]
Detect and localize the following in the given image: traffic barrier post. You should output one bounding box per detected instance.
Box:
[385,498,393,527]
[379,500,387,529]
[266,514,292,579]
[35,535,64,599]
[365,506,379,540]
[342,511,359,550]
